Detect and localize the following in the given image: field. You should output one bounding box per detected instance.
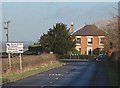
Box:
[1,53,64,83]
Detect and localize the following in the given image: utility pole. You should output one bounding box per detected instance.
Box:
[4,21,11,72]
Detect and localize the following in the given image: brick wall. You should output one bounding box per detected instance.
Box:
[75,36,104,55]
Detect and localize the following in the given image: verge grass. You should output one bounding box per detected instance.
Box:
[105,63,118,86]
[2,53,65,83]
[2,61,64,83]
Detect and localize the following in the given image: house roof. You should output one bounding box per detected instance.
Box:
[73,24,106,36]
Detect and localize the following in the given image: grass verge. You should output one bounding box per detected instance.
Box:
[2,61,65,83]
[105,63,118,86]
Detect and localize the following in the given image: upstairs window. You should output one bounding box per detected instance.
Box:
[99,38,104,45]
[88,38,93,44]
[98,36,105,45]
[76,38,81,45]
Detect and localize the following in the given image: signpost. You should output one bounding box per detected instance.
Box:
[6,42,23,72]
[6,43,23,53]
[4,21,24,72]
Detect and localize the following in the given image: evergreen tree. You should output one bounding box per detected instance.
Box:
[40,23,75,54]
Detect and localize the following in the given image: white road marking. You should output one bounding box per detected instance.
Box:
[49,81,53,84]
[56,78,59,79]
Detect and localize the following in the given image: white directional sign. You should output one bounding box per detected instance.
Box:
[6,43,23,53]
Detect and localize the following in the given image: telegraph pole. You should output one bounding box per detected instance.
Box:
[4,21,11,72]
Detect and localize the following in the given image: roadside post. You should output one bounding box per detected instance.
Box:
[19,53,22,71]
[77,54,79,59]
[70,54,71,59]
[70,52,72,59]
[4,21,11,72]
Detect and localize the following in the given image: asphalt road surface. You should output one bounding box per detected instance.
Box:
[3,60,109,87]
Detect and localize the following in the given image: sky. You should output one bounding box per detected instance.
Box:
[1,0,120,2]
[1,1,118,42]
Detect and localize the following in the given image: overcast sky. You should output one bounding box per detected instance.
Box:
[2,2,118,42]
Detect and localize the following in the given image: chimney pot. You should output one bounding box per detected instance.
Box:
[70,21,74,34]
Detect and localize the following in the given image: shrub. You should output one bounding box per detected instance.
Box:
[69,48,80,54]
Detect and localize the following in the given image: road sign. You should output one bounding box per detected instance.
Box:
[6,43,23,53]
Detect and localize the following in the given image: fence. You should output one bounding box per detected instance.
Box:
[60,54,97,60]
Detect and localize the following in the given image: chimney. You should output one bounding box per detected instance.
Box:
[70,21,74,34]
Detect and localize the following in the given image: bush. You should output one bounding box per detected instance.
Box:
[107,51,120,72]
[105,51,119,86]
[2,77,10,83]
[69,48,80,54]
[23,51,38,55]
[28,46,43,54]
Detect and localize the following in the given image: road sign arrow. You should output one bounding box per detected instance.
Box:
[7,43,10,47]
[19,50,23,51]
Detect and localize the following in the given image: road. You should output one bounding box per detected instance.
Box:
[2,60,109,87]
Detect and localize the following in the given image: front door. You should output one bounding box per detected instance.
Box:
[87,47,93,55]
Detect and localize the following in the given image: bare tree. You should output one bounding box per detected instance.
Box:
[98,16,119,55]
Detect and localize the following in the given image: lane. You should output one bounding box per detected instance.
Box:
[3,60,109,87]
[68,62,97,86]
[90,61,109,86]
[3,61,89,86]
[50,61,90,86]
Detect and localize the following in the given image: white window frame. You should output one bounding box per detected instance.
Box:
[98,36,105,45]
[87,47,93,55]
[87,36,93,45]
[75,46,81,51]
[76,36,81,45]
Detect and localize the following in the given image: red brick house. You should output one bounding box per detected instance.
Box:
[71,23,106,55]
